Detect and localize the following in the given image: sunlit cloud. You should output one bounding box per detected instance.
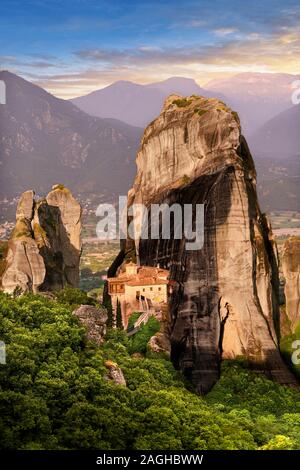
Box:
[213,28,238,36]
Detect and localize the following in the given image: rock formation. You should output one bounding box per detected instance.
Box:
[1,185,82,293]
[111,94,298,393]
[148,332,171,357]
[73,305,108,345]
[282,238,300,331]
[33,184,82,290]
[1,190,46,293]
[104,360,126,386]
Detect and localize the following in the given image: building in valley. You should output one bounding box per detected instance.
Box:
[107,262,172,329]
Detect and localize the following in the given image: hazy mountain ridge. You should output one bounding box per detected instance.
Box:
[205,72,300,134]
[255,154,300,212]
[251,104,300,155]
[71,76,224,128]
[0,71,142,198]
[0,71,299,212]
[71,72,300,136]
[250,103,300,212]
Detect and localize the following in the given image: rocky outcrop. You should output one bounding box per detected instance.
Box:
[104,360,126,386]
[282,238,300,330]
[15,189,35,220]
[73,304,108,345]
[148,332,171,357]
[2,191,46,293]
[1,185,82,293]
[34,184,82,290]
[115,94,298,393]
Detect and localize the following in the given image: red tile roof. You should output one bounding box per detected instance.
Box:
[108,264,170,286]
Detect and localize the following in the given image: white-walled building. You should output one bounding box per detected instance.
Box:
[107,262,171,328]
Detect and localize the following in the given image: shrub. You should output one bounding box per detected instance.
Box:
[197,109,208,117]
[128,316,160,355]
[173,98,191,108]
[55,286,96,308]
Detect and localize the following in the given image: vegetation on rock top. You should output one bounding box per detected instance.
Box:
[172,98,192,108]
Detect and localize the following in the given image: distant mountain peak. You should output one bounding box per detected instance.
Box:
[150,76,199,85]
[109,79,143,88]
[71,76,213,127]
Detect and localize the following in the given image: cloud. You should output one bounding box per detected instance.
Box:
[23,61,57,68]
[73,26,300,72]
[43,16,114,33]
[18,26,299,99]
[75,49,124,61]
[213,28,238,36]
[5,1,299,99]
[0,54,59,69]
[169,19,207,29]
[0,55,18,64]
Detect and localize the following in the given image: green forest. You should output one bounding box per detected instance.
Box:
[1,291,300,450]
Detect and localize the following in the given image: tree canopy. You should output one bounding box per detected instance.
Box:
[0,291,300,450]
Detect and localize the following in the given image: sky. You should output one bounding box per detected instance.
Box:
[0,0,299,98]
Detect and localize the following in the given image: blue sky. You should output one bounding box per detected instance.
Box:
[0,0,299,97]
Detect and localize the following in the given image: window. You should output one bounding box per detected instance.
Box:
[158,287,161,291]
[143,288,145,292]
[150,287,153,291]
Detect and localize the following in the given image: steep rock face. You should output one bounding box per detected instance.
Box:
[35,185,82,290]
[122,94,298,393]
[1,185,82,293]
[282,238,300,330]
[16,189,35,220]
[2,191,45,293]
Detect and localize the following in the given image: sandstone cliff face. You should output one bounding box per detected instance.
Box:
[2,190,46,293]
[282,238,300,330]
[1,185,82,293]
[121,95,298,393]
[34,185,82,290]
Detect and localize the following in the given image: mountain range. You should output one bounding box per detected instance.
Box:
[205,72,300,135]
[71,77,220,128]
[251,104,300,212]
[251,104,300,156]
[72,72,300,135]
[0,71,299,212]
[0,71,142,199]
